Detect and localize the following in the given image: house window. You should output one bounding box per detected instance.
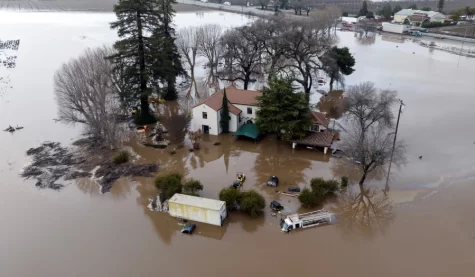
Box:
[202,112,207,119]
[310,124,320,132]
[247,107,252,114]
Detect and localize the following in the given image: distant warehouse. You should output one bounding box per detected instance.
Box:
[168,194,227,226]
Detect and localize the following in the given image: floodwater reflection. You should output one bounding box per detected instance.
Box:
[335,186,394,238]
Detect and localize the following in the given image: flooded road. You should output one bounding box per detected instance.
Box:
[1,10,475,277]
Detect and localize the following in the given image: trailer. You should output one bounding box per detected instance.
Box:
[168,194,227,226]
[382,22,408,34]
[280,210,335,232]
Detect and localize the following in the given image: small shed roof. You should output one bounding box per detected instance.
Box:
[293,131,334,148]
[233,123,261,140]
[169,194,225,211]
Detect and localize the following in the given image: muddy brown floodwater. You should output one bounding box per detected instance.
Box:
[1,10,475,277]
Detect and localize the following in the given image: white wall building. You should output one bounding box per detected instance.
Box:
[192,86,261,135]
[394,9,446,24]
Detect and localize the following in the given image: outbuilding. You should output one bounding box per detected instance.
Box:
[168,194,227,226]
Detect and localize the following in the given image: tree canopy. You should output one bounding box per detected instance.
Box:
[323,46,355,91]
[437,0,444,12]
[393,5,403,15]
[379,2,393,19]
[358,0,369,17]
[256,77,311,141]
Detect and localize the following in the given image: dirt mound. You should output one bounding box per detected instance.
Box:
[21,140,158,192]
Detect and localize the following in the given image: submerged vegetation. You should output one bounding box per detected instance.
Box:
[219,187,265,217]
[154,173,203,199]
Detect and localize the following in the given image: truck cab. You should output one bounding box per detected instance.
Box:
[280,210,336,232]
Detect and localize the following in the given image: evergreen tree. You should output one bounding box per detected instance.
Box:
[380,2,393,19]
[110,0,162,124]
[408,4,417,10]
[256,77,311,141]
[437,0,444,12]
[393,5,403,15]
[220,88,230,133]
[358,0,369,17]
[155,0,185,100]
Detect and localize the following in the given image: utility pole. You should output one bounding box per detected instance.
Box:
[384,99,404,195]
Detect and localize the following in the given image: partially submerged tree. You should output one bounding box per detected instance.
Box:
[54,47,124,148]
[219,25,264,90]
[176,27,200,98]
[256,77,311,141]
[197,24,223,86]
[239,190,266,217]
[154,0,185,101]
[344,82,398,138]
[341,124,406,190]
[110,0,163,124]
[155,173,204,199]
[182,179,203,196]
[281,16,336,95]
[322,46,355,91]
[298,177,340,208]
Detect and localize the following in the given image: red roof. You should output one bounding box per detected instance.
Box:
[193,86,261,115]
[311,111,329,128]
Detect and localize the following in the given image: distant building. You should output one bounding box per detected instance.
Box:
[394,9,446,24]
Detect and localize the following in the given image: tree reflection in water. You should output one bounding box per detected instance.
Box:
[356,32,376,46]
[76,177,133,199]
[335,186,394,238]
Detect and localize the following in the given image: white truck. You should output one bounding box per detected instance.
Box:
[382,22,409,34]
[280,210,335,232]
[168,194,227,226]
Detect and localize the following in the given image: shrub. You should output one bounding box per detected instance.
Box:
[298,188,319,208]
[219,187,242,211]
[182,179,204,196]
[310,177,339,195]
[421,21,453,28]
[155,173,183,200]
[113,150,130,164]
[239,190,266,217]
[341,176,349,188]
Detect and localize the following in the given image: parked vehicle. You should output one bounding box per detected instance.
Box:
[382,22,408,34]
[409,30,422,37]
[223,1,231,5]
[280,210,335,232]
[181,223,196,234]
[169,194,227,226]
[270,200,284,211]
[267,175,279,187]
[288,187,301,193]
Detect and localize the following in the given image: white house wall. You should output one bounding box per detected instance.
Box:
[192,104,219,136]
[234,104,259,125]
[217,108,239,133]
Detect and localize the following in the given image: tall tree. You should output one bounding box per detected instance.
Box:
[110,0,162,124]
[358,0,368,17]
[344,82,398,141]
[322,46,355,91]
[281,17,334,95]
[219,25,264,90]
[256,77,311,141]
[393,5,402,15]
[155,0,185,101]
[379,2,393,19]
[408,4,417,10]
[176,27,200,98]
[220,88,230,133]
[437,0,444,12]
[196,24,223,89]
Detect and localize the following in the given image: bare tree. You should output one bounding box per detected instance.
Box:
[254,17,288,79]
[281,17,335,94]
[219,24,265,90]
[159,102,191,145]
[341,124,406,189]
[54,47,124,148]
[176,27,200,98]
[196,24,223,89]
[345,82,398,137]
